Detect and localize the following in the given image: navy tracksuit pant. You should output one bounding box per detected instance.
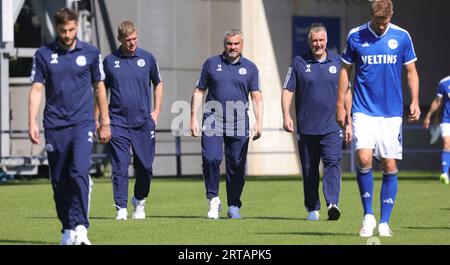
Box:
[298,130,343,211]
[110,120,156,208]
[202,135,249,208]
[45,121,95,231]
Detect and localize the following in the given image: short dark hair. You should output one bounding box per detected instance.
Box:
[54,8,78,26]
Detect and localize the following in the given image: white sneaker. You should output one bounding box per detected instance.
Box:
[60,229,76,245]
[132,196,146,219]
[207,197,221,219]
[116,207,128,220]
[306,211,320,221]
[378,223,393,237]
[359,214,377,237]
[440,173,449,185]
[74,225,92,245]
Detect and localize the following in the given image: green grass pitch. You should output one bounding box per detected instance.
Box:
[0,171,449,245]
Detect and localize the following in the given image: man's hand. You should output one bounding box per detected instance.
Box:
[151,110,159,125]
[344,123,353,144]
[190,119,201,137]
[251,122,262,141]
[97,124,111,144]
[423,116,431,129]
[408,102,421,122]
[95,119,100,136]
[283,116,295,133]
[28,123,40,144]
[336,106,348,129]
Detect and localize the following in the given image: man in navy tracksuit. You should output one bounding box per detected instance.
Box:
[190,29,264,219]
[28,8,111,244]
[282,23,351,221]
[102,20,163,220]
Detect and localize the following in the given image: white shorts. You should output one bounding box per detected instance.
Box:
[440,123,450,137]
[353,112,403,161]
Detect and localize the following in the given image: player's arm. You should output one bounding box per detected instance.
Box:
[281,89,294,133]
[336,63,353,128]
[94,99,100,134]
[406,62,420,122]
[152,81,164,124]
[250,91,264,141]
[423,96,442,129]
[28,82,44,144]
[190,88,205,137]
[94,81,111,144]
[343,83,353,143]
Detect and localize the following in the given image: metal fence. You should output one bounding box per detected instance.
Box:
[1,124,442,177]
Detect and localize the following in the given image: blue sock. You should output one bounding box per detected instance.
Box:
[356,168,374,215]
[441,150,450,175]
[380,173,398,224]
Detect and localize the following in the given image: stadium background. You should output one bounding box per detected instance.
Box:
[1,0,450,178]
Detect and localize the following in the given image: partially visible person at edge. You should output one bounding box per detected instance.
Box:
[423,75,450,185]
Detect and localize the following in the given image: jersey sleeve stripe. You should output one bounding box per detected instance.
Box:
[30,55,37,82]
[98,54,106,81]
[341,57,353,65]
[439,76,450,84]
[403,57,417,65]
[283,67,292,89]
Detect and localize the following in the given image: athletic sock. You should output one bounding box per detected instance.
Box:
[380,172,398,224]
[357,168,374,215]
[441,150,450,175]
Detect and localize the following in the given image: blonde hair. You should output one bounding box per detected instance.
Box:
[118,20,137,38]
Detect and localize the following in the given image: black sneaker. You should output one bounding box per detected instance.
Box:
[327,204,341,221]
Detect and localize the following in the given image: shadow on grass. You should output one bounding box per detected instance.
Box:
[245,216,304,221]
[149,215,306,221]
[0,239,54,245]
[148,215,206,220]
[404,226,450,230]
[257,231,355,237]
[30,215,207,220]
[28,216,57,220]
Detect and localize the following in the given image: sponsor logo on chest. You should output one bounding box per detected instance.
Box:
[360,38,399,65]
[361,54,397,65]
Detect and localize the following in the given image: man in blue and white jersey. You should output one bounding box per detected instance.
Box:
[102,20,163,221]
[282,23,352,222]
[423,76,450,185]
[190,29,264,219]
[336,0,420,237]
[28,8,111,245]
